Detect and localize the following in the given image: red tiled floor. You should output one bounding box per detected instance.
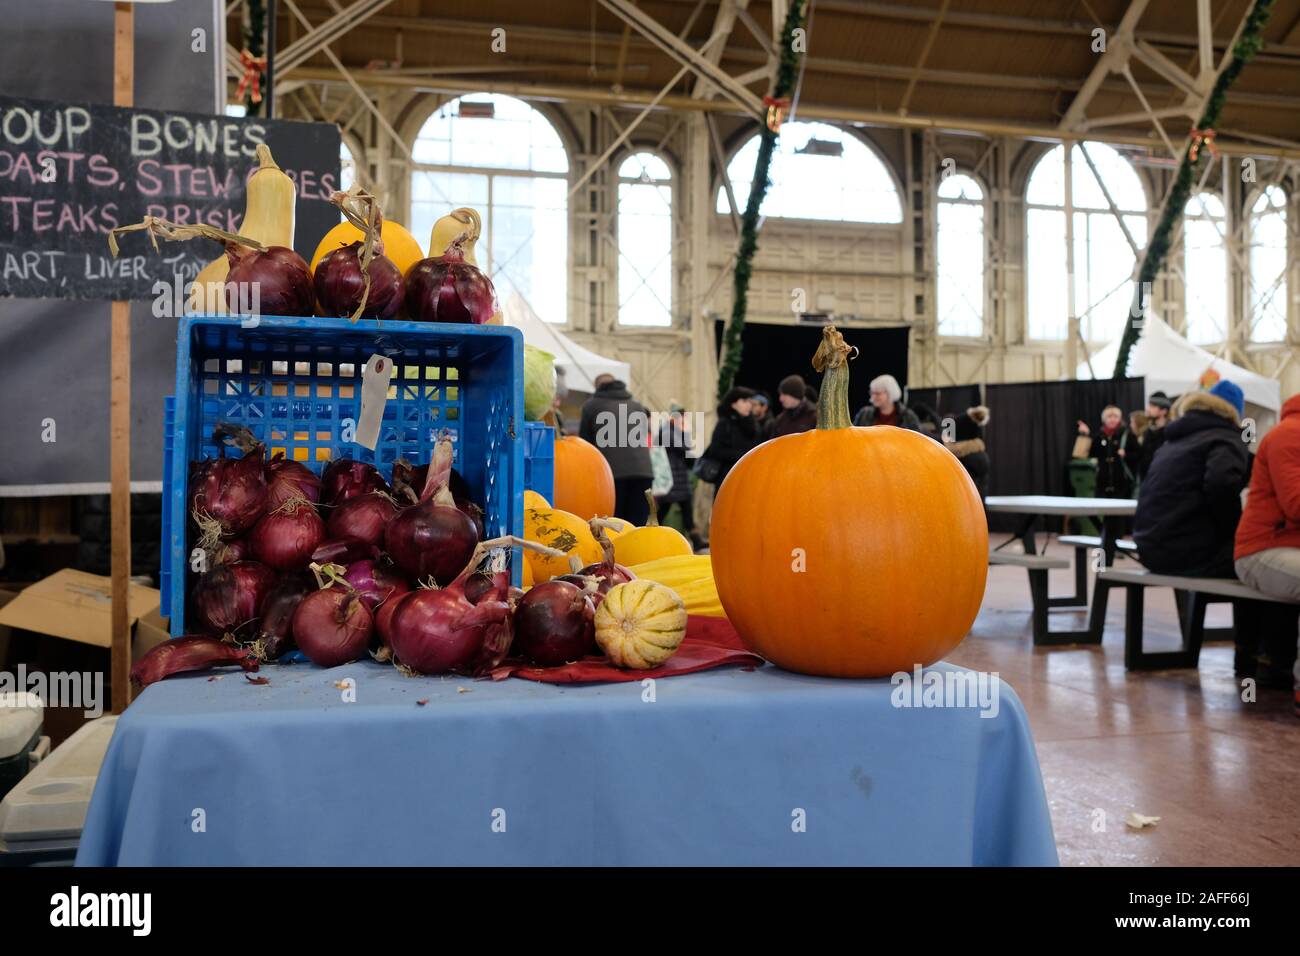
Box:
[949,541,1300,866]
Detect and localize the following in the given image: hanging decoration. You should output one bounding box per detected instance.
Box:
[716,0,808,401]
[1113,0,1275,378]
[242,0,268,115]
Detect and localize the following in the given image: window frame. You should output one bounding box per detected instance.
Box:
[935,171,990,340]
[1245,184,1291,345]
[615,148,677,329]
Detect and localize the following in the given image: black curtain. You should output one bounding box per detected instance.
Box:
[984,378,1145,531]
[905,385,983,425]
[713,321,908,415]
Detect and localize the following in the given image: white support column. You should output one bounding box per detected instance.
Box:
[687,114,718,435]
[1064,143,1080,373]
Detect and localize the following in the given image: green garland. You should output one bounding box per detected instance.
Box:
[1112,0,1275,377]
[244,0,267,116]
[716,0,808,400]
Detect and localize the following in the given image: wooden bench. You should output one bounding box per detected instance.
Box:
[1096,568,1300,671]
[989,551,1093,646]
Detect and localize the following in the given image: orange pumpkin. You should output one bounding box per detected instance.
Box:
[552,435,616,520]
[709,326,987,678]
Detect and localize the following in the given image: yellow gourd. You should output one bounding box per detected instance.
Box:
[595,580,688,669]
[428,207,481,265]
[524,489,551,512]
[189,144,295,313]
[627,554,713,590]
[613,492,694,566]
[524,506,602,582]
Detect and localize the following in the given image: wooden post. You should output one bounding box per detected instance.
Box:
[111,2,134,715]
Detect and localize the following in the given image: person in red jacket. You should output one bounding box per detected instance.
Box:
[1235,391,1300,712]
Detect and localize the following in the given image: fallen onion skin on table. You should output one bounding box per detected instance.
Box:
[130,636,259,689]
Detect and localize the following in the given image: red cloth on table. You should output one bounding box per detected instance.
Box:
[491,615,764,684]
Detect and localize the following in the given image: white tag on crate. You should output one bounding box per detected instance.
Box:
[354,354,392,450]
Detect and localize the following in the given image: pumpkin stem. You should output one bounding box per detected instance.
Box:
[812,325,856,431]
[644,489,659,527]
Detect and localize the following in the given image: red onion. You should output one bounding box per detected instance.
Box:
[321,459,389,505]
[375,593,401,649]
[131,637,259,688]
[343,557,411,611]
[512,579,597,666]
[312,537,380,566]
[292,586,374,667]
[327,492,398,547]
[249,498,325,570]
[224,243,315,317]
[572,520,636,603]
[212,537,251,566]
[190,426,268,547]
[191,560,276,638]
[316,243,404,320]
[252,572,313,661]
[266,453,322,510]
[404,235,497,324]
[385,438,479,585]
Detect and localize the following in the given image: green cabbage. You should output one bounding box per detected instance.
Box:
[523,345,557,421]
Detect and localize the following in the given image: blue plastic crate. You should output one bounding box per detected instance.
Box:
[163,314,525,636]
[522,421,555,503]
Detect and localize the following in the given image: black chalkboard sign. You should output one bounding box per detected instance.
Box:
[0,94,340,300]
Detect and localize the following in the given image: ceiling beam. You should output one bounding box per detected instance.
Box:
[1059,0,1152,131]
[275,0,398,76]
[689,0,748,101]
[283,65,1300,159]
[597,0,762,115]
[898,0,951,116]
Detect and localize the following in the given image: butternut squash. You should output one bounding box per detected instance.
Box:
[189,144,296,313]
[428,207,504,324]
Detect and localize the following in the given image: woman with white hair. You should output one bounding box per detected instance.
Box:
[852,374,922,431]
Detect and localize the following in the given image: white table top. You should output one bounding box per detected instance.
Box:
[984,495,1138,516]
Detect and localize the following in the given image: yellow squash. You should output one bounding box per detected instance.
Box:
[524,506,602,582]
[594,580,688,669]
[613,491,693,566]
[189,144,295,313]
[523,489,551,512]
[428,207,481,264]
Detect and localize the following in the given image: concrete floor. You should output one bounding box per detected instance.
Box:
[949,539,1300,867]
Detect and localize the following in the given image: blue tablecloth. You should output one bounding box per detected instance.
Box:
[76,660,1058,866]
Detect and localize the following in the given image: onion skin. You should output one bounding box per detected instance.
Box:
[191,561,277,638]
[315,242,405,320]
[130,637,259,688]
[266,454,322,510]
[327,492,398,547]
[225,245,316,317]
[250,500,326,570]
[312,537,380,566]
[292,587,374,667]
[386,589,513,675]
[253,572,313,660]
[512,580,596,666]
[321,459,389,506]
[404,241,497,325]
[190,446,268,541]
[343,557,411,611]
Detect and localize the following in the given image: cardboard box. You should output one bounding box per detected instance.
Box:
[0,570,167,663]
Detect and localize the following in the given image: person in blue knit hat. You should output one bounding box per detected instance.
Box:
[1209,379,1246,418]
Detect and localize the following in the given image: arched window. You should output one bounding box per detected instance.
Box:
[411,94,569,322]
[937,173,985,337]
[617,152,673,327]
[1026,143,1148,341]
[1183,193,1227,344]
[1248,185,1289,343]
[717,121,901,222]
[339,141,356,192]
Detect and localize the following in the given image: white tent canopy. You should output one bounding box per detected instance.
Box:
[1082,313,1281,414]
[502,292,631,394]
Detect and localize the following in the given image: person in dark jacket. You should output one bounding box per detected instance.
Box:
[1134,390,1172,481]
[1077,405,1134,498]
[945,406,991,497]
[770,375,817,438]
[853,374,922,430]
[579,374,653,524]
[750,393,773,441]
[655,405,699,547]
[705,387,758,484]
[1133,388,1248,577]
